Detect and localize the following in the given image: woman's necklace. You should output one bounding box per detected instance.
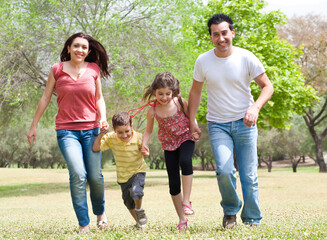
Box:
[70,61,83,79]
[76,70,82,79]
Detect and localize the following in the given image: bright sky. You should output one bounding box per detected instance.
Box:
[264,0,327,17]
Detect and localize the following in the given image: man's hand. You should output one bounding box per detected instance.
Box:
[244,105,259,127]
[190,122,202,141]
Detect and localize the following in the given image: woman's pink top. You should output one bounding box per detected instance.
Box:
[52,62,100,131]
[154,99,193,151]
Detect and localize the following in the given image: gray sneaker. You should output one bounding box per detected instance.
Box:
[134,222,145,229]
[135,209,147,225]
[222,215,237,229]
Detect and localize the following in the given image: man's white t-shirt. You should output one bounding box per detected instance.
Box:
[193,47,265,123]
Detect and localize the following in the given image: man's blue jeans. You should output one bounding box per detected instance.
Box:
[208,119,262,224]
[57,128,105,227]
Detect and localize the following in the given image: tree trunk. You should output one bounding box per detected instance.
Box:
[291,156,302,173]
[315,141,327,172]
[211,161,215,170]
[303,105,327,173]
[149,156,154,169]
[258,155,262,168]
[292,161,297,173]
[155,159,160,169]
[160,161,165,169]
[262,156,273,172]
[201,156,205,170]
[312,134,326,172]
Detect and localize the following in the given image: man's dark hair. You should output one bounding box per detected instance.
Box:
[208,13,234,35]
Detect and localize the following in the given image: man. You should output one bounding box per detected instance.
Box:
[188,13,273,228]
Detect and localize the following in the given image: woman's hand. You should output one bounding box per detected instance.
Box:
[100,120,109,134]
[141,145,150,157]
[27,127,37,146]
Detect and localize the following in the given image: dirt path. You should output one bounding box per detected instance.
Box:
[194,157,318,170]
[266,157,316,168]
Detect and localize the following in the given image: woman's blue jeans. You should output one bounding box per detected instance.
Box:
[57,128,105,227]
[208,119,262,224]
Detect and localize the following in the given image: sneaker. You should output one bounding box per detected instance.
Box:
[135,209,147,225]
[244,221,260,227]
[250,222,260,227]
[182,202,194,215]
[222,215,237,229]
[134,222,145,229]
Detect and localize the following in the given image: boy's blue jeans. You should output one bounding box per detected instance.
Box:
[208,119,262,225]
[57,128,105,227]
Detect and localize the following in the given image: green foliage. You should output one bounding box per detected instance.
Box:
[193,123,215,170]
[0,0,203,168]
[0,122,65,169]
[182,0,318,129]
[0,0,204,121]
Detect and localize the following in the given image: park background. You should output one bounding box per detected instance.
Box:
[0,0,326,239]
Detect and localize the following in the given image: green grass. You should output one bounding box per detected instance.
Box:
[0,167,326,239]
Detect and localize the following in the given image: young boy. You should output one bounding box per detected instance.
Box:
[93,111,149,228]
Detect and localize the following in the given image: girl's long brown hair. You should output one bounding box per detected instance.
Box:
[142,72,184,113]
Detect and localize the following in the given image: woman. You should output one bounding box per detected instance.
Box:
[27,32,110,233]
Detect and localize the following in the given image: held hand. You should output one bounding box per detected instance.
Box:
[141,145,150,157]
[100,121,109,134]
[244,105,259,127]
[27,127,37,146]
[190,122,202,141]
[99,119,108,128]
[192,132,200,141]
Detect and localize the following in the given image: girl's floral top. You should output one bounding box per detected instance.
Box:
[154,99,194,151]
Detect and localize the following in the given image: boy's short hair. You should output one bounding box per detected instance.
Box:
[112,112,132,129]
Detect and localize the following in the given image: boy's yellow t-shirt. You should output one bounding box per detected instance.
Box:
[100,131,147,183]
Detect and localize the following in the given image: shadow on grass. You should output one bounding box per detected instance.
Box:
[193,174,216,179]
[145,174,216,179]
[0,180,171,198]
[0,181,119,198]
[0,183,71,198]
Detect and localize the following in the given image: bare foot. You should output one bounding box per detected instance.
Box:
[97,213,108,229]
[79,224,89,233]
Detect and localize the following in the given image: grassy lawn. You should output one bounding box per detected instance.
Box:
[0,167,326,239]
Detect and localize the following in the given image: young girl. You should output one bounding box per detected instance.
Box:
[141,72,197,230]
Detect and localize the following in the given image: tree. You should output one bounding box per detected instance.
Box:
[0,0,203,168]
[257,128,283,172]
[193,124,215,170]
[182,0,317,129]
[277,126,307,173]
[278,14,327,172]
[0,0,202,118]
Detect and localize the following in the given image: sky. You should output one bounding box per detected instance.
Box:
[264,0,327,17]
